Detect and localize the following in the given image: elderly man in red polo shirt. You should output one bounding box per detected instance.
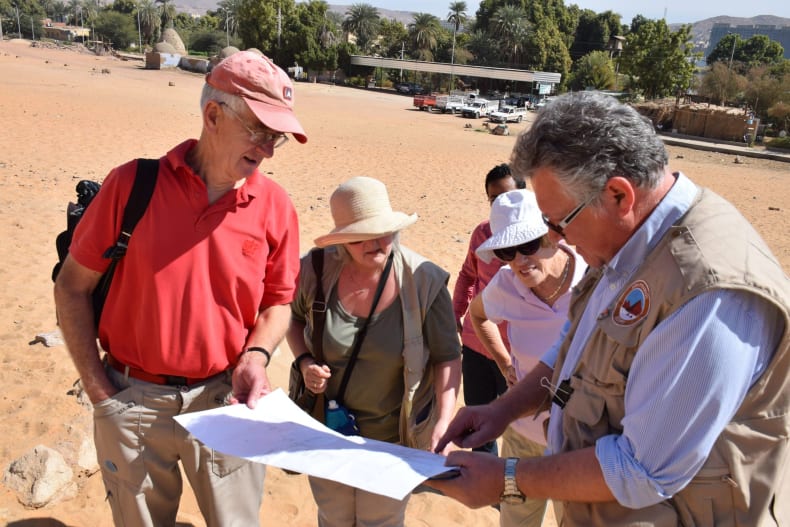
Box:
[54,51,306,526]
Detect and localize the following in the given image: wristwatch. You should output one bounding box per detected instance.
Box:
[500,457,526,504]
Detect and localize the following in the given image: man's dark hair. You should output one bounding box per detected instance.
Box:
[484,163,525,191]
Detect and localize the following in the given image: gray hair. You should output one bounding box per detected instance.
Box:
[200,84,246,114]
[511,92,668,203]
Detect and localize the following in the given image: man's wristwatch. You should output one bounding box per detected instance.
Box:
[500,457,526,504]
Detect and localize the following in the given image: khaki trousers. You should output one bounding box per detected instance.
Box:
[308,475,410,527]
[500,426,549,527]
[94,366,266,527]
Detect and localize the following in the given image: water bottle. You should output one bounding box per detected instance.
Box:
[325,399,347,431]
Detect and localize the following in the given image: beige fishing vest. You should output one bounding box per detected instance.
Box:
[298,245,452,449]
[551,189,789,526]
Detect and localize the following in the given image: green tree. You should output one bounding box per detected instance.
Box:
[93,9,136,48]
[619,19,696,99]
[744,65,789,118]
[377,17,408,58]
[569,50,615,89]
[215,0,240,47]
[569,9,621,60]
[111,0,136,15]
[155,0,174,29]
[708,34,786,72]
[466,28,497,65]
[189,29,227,54]
[489,4,529,64]
[136,0,159,45]
[408,12,442,62]
[697,61,747,105]
[342,3,379,54]
[290,0,339,72]
[51,0,68,22]
[767,101,790,132]
[524,20,571,78]
[237,0,279,55]
[6,0,45,38]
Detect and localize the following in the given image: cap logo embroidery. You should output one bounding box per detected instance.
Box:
[612,280,650,326]
[283,87,293,100]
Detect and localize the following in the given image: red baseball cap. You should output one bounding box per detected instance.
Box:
[206,51,307,143]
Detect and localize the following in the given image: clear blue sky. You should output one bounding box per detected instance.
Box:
[364,0,790,25]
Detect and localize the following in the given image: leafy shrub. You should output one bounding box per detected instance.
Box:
[766,136,790,150]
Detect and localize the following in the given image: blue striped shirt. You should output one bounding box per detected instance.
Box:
[543,173,784,507]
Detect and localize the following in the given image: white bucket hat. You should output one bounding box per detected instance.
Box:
[314,176,418,248]
[476,189,548,263]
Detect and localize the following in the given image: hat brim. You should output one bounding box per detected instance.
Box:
[314,212,418,248]
[245,99,307,144]
[476,222,548,264]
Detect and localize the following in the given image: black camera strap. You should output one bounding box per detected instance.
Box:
[335,251,394,406]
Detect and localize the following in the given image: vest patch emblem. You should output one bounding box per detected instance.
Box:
[613,280,650,326]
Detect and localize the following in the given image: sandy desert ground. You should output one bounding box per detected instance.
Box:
[0,39,787,527]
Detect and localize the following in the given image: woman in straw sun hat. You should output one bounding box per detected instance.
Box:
[286,176,461,526]
[470,189,586,527]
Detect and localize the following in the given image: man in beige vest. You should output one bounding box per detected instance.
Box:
[429,91,789,526]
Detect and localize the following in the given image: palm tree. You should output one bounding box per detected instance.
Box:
[155,0,175,29]
[137,0,160,44]
[52,0,68,22]
[342,3,380,54]
[408,12,441,62]
[491,4,529,65]
[447,1,467,90]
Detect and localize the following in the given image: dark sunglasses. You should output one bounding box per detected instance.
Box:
[493,238,543,262]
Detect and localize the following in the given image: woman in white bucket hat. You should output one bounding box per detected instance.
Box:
[286,176,462,527]
[470,189,586,527]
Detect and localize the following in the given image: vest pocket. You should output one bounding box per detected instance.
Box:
[562,375,625,449]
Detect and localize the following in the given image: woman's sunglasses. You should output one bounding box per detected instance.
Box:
[493,238,543,262]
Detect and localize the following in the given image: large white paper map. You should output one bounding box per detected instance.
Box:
[174,389,455,500]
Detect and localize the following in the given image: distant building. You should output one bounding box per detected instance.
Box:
[706,23,790,60]
[41,20,90,41]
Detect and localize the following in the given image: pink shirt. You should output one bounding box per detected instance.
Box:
[452,220,510,359]
[70,140,300,378]
[482,245,586,444]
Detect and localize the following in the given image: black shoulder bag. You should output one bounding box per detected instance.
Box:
[289,248,329,423]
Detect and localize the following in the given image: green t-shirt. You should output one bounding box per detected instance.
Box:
[294,283,458,443]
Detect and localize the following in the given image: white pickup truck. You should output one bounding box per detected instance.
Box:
[435,94,466,114]
[488,105,527,123]
[461,99,492,119]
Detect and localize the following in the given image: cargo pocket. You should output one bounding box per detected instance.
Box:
[205,378,250,478]
[93,386,147,498]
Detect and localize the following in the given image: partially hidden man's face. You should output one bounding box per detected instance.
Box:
[217,102,279,179]
[530,166,616,269]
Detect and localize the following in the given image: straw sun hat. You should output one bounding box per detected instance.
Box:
[314,176,418,248]
[476,189,548,264]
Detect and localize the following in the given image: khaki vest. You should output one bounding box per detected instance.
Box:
[552,189,790,526]
[298,245,453,449]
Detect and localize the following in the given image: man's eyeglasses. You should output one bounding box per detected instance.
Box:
[541,195,595,236]
[220,102,289,149]
[493,238,543,262]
